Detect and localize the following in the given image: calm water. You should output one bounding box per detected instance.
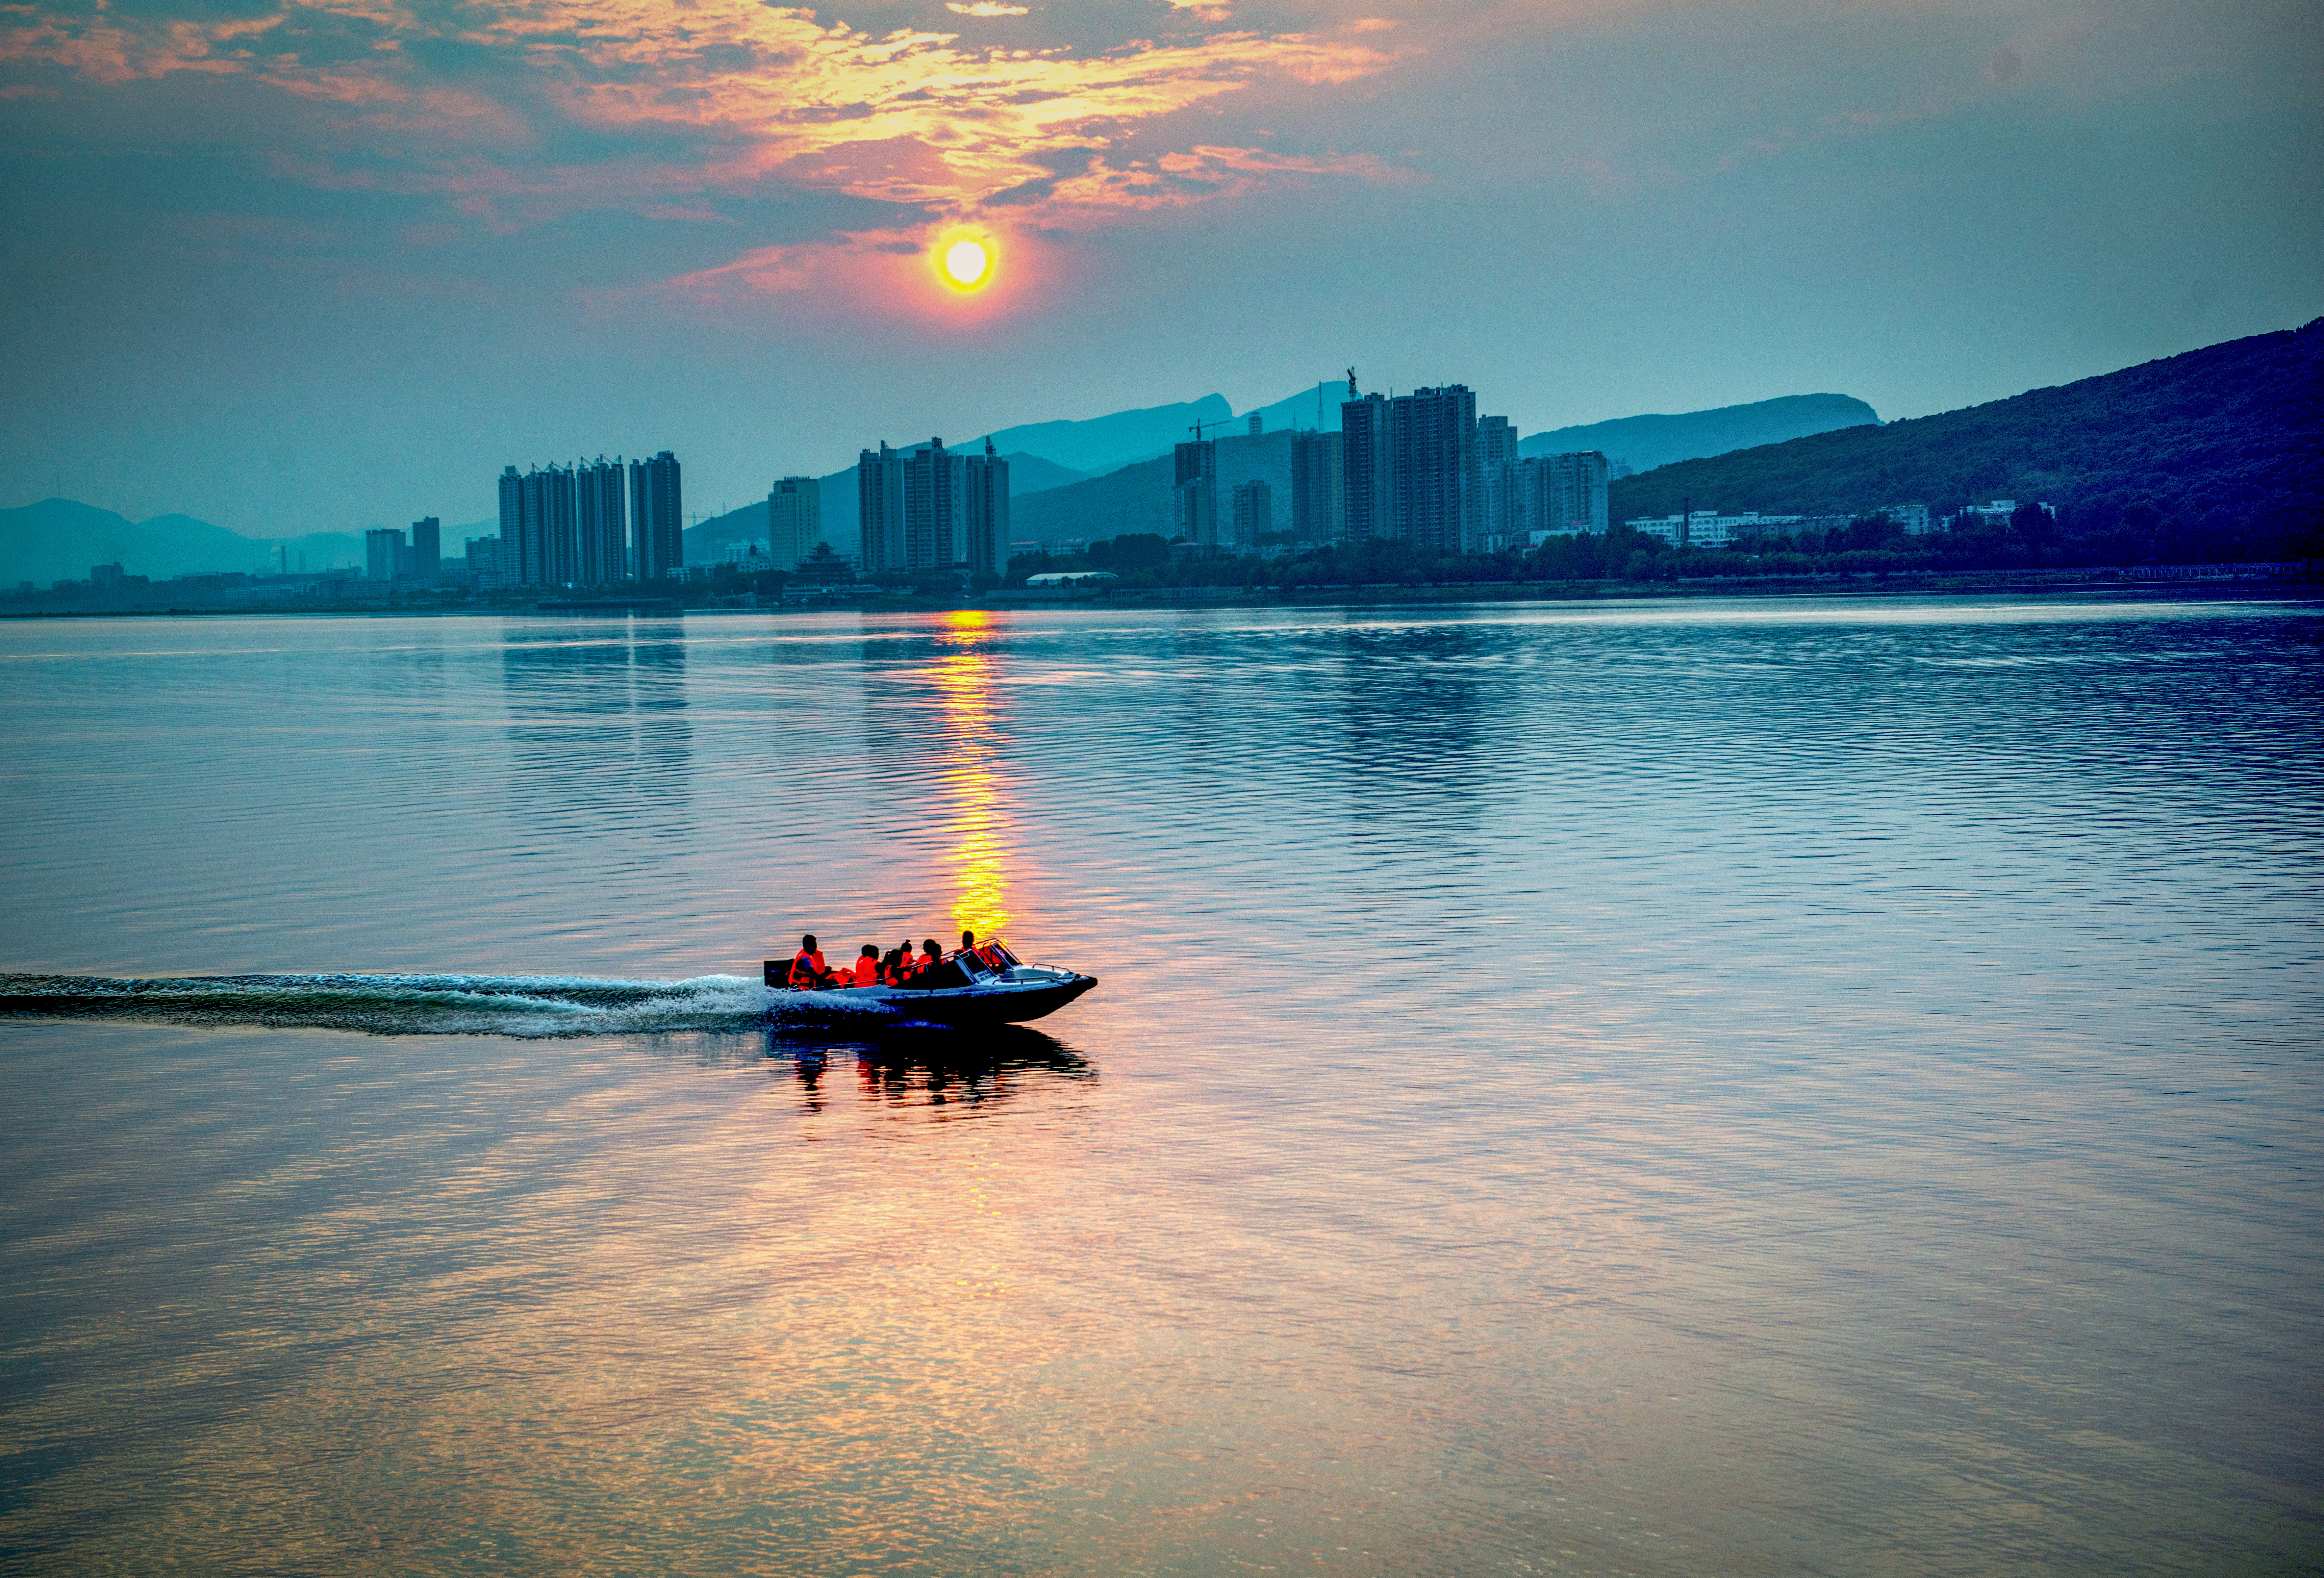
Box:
[1,599,2319,1575]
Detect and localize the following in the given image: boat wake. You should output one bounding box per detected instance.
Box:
[0,971,879,1039]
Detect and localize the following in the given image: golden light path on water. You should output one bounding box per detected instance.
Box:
[930,609,1010,939]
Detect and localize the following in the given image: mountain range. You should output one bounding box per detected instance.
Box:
[0,499,369,589]
[1520,394,1878,471]
[1608,319,2322,541]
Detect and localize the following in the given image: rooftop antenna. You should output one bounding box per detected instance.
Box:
[1346,366,1358,399]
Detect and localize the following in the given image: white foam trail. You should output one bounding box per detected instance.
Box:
[0,972,905,1039]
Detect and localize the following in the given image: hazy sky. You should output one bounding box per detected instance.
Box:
[2,0,2317,536]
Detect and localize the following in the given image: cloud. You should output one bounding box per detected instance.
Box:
[1041,142,1423,218]
[946,3,1032,15]
[0,0,1408,231]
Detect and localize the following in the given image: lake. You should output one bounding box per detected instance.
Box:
[1,597,2318,1574]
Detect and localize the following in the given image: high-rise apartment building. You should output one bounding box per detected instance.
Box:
[515,464,578,586]
[1339,393,1391,542]
[857,442,906,571]
[902,439,961,569]
[963,446,1010,577]
[410,517,441,580]
[1536,451,1610,536]
[497,466,522,580]
[858,440,970,573]
[1482,460,1522,546]
[1174,438,1218,550]
[768,476,823,566]
[1476,415,1520,468]
[1386,385,1479,552]
[1477,416,1523,545]
[577,458,627,584]
[629,451,683,581]
[366,527,405,582]
[1232,480,1272,552]
[1290,429,1343,543]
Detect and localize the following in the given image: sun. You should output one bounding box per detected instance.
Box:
[936,232,994,292]
[945,240,988,285]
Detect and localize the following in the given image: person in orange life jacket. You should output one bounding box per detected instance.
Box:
[789,934,829,988]
[893,941,919,982]
[918,939,942,976]
[848,944,880,988]
[960,930,1002,973]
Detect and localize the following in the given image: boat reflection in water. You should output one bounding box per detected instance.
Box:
[765,1025,1093,1116]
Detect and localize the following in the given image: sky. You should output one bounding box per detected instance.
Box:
[2,0,2318,537]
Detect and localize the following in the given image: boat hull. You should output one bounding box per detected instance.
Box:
[765,972,1098,1027]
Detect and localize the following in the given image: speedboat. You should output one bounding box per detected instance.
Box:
[762,940,1096,1028]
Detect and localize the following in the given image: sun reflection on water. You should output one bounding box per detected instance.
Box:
[930,610,1011,940]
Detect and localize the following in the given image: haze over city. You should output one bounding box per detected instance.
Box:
[3,0,2318,535]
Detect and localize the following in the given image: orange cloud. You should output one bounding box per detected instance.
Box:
[2,1,1407,220]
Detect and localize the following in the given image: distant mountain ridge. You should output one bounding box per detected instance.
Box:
[1521,394,1880,470]
[1607,320,2324,541]
[982,397,1232,476]
[0,498,365,587]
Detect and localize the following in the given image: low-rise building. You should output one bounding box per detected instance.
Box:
[1627,510,1804,549]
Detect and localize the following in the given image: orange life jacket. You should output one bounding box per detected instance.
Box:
[849,957,879,987]
[790,949,827,987]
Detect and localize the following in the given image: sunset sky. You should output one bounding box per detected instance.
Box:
[3,0,2316,535]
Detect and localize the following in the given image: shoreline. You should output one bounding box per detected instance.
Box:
[5,564,2318,619]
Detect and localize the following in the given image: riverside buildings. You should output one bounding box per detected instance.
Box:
[857,438,1010,577]
[1232,479,1272,551]
[768,476,823,567]
[963,443,1011,578]
[1290,429,1344,544]
[1174,437,1218,550]
[366,527,404,582]
[1388,385,1480,552]
[578,460,625,585]
[630,451,684,582]
[1340,393,1392,543]
[492,449,683,587]
[410,517,441,580]
[1630,510,1802,548]
[1487,450,1610,543]
[1336,386,1483,550]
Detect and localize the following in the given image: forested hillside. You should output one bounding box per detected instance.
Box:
[1610,321,2323,556]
